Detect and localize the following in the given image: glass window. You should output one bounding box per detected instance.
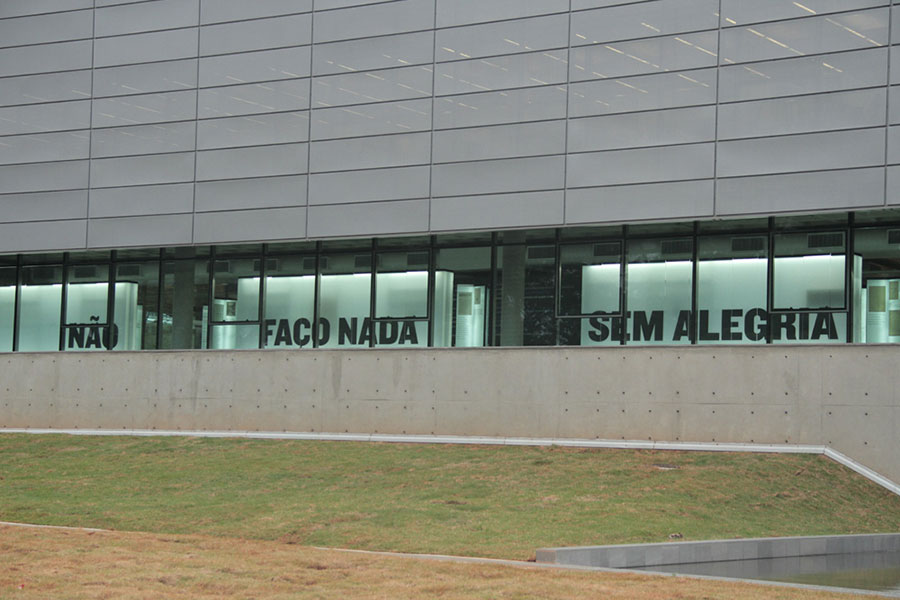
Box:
[18,264,62,352]
[433,247,491,348]
[317,252,372,348]
[773,232,845,310]
[559,242,621,317]
[263,255,316,349]
[209,257,260,350]
[64,264,110,351]
[697,235,768,344]
[160,257,209,349]
[375,251,428,347]
[558,242,623,347]
[625,238,693,346]
[0,267,15,352]
[496,239,556,346]
[854,228,900,343]
[115,261,160,351]
[772,231,846,343]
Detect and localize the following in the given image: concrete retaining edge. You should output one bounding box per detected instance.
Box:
[535,533,900,569]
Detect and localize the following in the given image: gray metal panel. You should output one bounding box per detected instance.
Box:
[311,100,431,141]
[201,0,312,24]
[567,144,715,188]
[313,31,433,75]
[0,2,896,246]
[307,200,429,237]
[88,214,193,248]
[433,120,566,163]
[90,153,196,188]
[92,91,197,127]
[0,40,92,77]
[200,13,311,56]
[888,166,900,206]
[195,175,307,212]
[569,69,717,118]
[197,112,309,150]
[0,160,89,194]
[719,88,888,140]
[717,129,886,178]
[0,70,92,107]
[716,168,886,215]
[311,66,431,108]
[95,0,199,36]
[568,106,716,153]
[435,86,567,129]
[432,156,565,197]
[94,29,199,68]
[198,46,311,88]
[0,100,91,136]
[436,14,568,62]
[91,122,197,158]
[719,48,887,103]
[720,9,888,64]
[314,0,435,43]
[195,143,309,181]
[0,131,90,165]
[0,0,92,18]
[571,0,719,45]
[310,132,431,172]
[569,32,718,81]
[94,60,198,98]
[0,190,88,223]
[0,220,87,253]
[308,166,430,205]
[721,0,887,26]
[436,0,569,27]
[431,191,564,231]
[198,79,309,118]
[88,184,195,218]
[193,207,307,243]
[565,181,715,224]
[435,50,567,96]
[0,9,94,49]
[889,126,900,164]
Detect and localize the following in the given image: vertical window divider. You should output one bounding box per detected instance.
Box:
[206,247,216,350]
[691,222,699,345]
[489,232,498,346]
[58,253,69,352]
[155,248,164,350]
[106,250,117,351]
[554,228,561,346]
[620,229,628,346]
[258,246,268,349]
[846,214,855,343]
[766,218,775,344]
[427,236,436,347]
[369,239,376,348]
[12,254,22,352]
[312,241,322,349]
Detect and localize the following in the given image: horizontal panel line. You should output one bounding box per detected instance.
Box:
[0,7,94,21]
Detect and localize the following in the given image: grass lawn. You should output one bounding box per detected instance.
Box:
[1,434,899,560]
[0,525,865,600]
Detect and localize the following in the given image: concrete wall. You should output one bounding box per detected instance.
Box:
[1,344,898,483]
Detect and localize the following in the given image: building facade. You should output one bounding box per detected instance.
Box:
[0,0,899,352]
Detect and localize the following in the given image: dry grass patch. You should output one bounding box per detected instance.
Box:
[0,525,863,600]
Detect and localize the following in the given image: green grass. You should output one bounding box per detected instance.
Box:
[1,434,899,559]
